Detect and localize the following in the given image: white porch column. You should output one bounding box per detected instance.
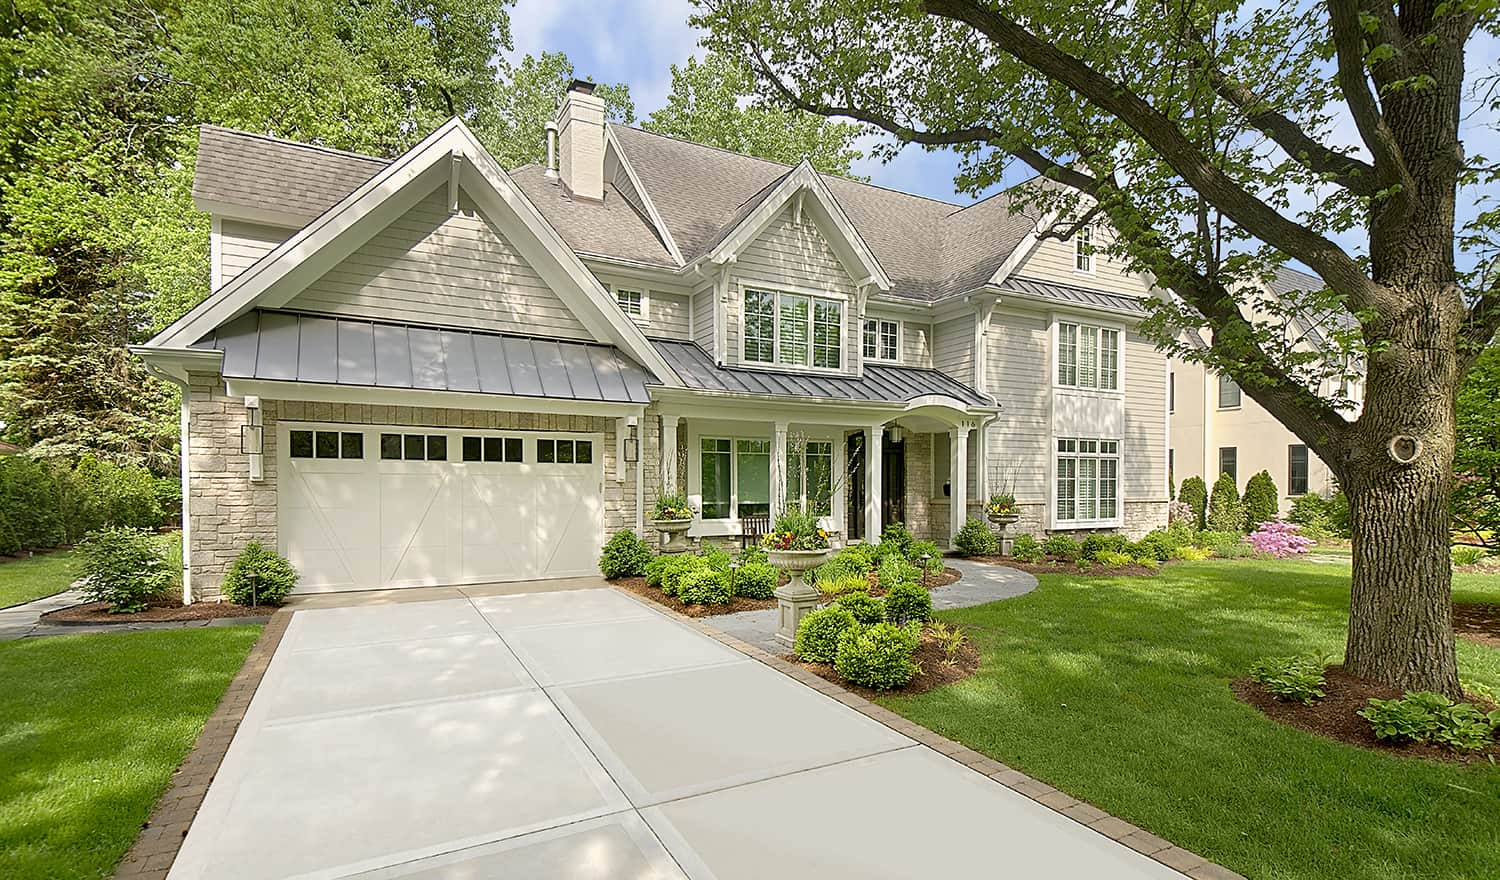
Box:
[949,426,971,542]
[770,421,789,516]
[660,414,680,496]
[864,424,883,542]
[831,436,847,539]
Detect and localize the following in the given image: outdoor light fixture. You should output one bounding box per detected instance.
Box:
[623,419,640,464]
[919,553,932,589]
[241,396,264,482]
[729,560,739,594]
[886,425,903,444]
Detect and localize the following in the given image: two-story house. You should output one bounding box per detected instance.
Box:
[135,80,1171,599]
[1169,266,1361,512]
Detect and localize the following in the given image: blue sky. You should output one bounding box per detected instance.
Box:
[504,0,1021,206]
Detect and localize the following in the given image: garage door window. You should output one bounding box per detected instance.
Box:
[462,436,524,462]
[537,438,592,465]
[381,433,447,461]
[289,430,364,460]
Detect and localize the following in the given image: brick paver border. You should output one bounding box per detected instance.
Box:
[113,610,292,880]
[621,589,1247,880]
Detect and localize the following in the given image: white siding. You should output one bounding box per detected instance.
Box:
[1123,330,1169,500]
[647,292,691,340]
[728,206,858,375]
[932,315,975,385]
[983,309,1050,501]
[1011,226,1155,297]
[285,187,590,340]
[902,321,933,368]
[220,220,292,288]
[692,287,715,351]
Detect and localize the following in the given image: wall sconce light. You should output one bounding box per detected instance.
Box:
[242,396,265,482]
[886,424,903,444]
[623,418,640,464]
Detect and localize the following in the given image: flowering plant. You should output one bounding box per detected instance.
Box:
[652,492,693,521]
[985,493,1019,517]
[762,506,831,551]
[1168,499,1195,526]
[1244,520,1315,558]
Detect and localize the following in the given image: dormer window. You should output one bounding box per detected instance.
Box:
[615,287,643,316]
[862,319,899,362]
[743,288,842,369]
[1075,225,1093,272]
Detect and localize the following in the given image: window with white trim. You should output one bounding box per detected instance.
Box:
[699,437,772,519]
[1056,323,1120,390]
[1218,374,1241,408]
[1056,438,1119,523]
[615,288,643,316]
[1075,225,1093,272]
[862,319,899,361]
[743,288,842,369]
[787,440,834,516]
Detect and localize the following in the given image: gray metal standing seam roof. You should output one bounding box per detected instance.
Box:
[192,311,655,404]
[999,276,1151,314]
[651,339,993,407]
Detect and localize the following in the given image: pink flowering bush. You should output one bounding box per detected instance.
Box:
[1168,499,1195,526]
[1244,520,1315,558]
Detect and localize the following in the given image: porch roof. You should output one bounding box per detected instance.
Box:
[650,339,993,407]
[191,310,655,404]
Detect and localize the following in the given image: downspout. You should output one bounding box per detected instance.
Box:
[142,362,193,606]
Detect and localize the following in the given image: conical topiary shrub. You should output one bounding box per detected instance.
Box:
[1207,472,1245,533]
[1178,476,1208,530]
[1242,470,1280,531]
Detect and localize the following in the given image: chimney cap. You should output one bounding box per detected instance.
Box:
[568,79,596,95]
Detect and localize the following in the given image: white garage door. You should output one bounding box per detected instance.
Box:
[278,424,604,592]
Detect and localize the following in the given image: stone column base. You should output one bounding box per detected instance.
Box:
[773,582,821,647]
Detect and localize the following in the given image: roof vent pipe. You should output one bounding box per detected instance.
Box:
[544,120,559,179]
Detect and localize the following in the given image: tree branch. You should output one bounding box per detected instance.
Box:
[919,0,1395,317]
[1460,285,1500,373]
[1326,0,1415,203]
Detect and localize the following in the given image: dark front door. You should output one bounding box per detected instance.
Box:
[845,430,906,540]
[847,433,865,540]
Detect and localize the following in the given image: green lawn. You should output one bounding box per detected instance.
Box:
[0,551,77,609]
[886,560,1500,880]
[0,626,261,879]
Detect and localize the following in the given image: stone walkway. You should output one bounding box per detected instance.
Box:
[0,589,270,641]
[710,558,1037,654]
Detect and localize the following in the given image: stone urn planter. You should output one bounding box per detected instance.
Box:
[768,548,833,647]
[986,511,1020,556]
[651,518,692,554]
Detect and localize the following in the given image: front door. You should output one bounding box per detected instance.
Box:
[845,430,906,539]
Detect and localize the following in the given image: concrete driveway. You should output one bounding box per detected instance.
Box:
[168,587,1187,879]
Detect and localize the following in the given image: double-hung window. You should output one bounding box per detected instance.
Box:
[862,319,899,361]
[1218,374,1241,408]
[1057,323,1120,390]
[1056,438,1119,524]
[1075,225,1093,272]
[787,440,834,516]
[743,288,842,369]
[699,437,772,519]
[1288,445,1309,495]
[615,288,643,316]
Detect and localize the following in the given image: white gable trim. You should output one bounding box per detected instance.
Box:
[604,125,685,267]
[149,119,680,387]
[984,208,1060,290]
[700,162,892,291]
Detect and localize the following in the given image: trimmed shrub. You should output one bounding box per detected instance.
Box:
[1132,530,1177,562]
[648,554,706,597]
[699,544,733,572]
[678,567,731,606]
[1249,655,1327,704]
[794,605,858,663]
[1010,533,1045,563]
[598,530,653,579]
[1170,545,1211,561]
[1242,471,1280,530]
[733,562,778,599]
[1178,476,1208,530]
[1094,550,1136,568]
[222,542,299,606]
[737,544,768,566]
[77,527,173,613]
[1206,472,1245,533]
[908,540,944,572]
[952,518,998,557]
[878,521,914,556]
[1080,533,1131,561]
[835,590,886,624]
[1360,691,1499,751]
[811,547,873,585]
[883,581,932,624]
[877,555,919,591]
[834,622,921,690]
[1041,534,1081,561]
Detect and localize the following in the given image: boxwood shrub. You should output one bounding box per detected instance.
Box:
[794,605,858,663]
[952,518,998,557]
[834,621,921,690]
[1041,534,1081,561]
[835,590,886,624]
[733,562,778,599]
[222,542,299,606]
[598,530,653,579]
[883,581,932,624]
[678,567,731,605]
[1010,533,1044,563]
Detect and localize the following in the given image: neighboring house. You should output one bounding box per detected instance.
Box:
[134,80,1171,599]
[1169,267,1362,512]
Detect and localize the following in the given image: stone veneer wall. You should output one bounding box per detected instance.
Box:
[900,433,934,543]
[1121,500,1169,539]
[185,374,633,599]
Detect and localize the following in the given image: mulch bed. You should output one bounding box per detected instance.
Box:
[42,598,274,625]
[1454,603,1500,649]
[1233,665,1500,764]
[785,627,982,698]
[965,555,1161,577]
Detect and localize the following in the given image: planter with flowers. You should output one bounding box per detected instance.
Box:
[651,493,694,553]
[985,493,1021,554]
[763,506,834,646]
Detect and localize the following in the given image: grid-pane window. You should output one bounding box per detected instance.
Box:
[1056,437,1121,524]
[1076,225,1093,271]
[1219,374,1241,408]
[744,290,775,363]
[615,288,643,315]
[1057,323,1120,390]
[812,299,842,368]
[463,436,524,463]
[862,320,898,361]
[701,438,732,519]
[778,295,809,366]
[1288,445,1309,495]
[862,321,878,359]
[1220,447,1238,483]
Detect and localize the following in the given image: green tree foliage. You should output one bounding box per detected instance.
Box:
[1207,473,1245,534]
[481,51,635,168]
[1178,476,1208,530]
[1242,471,1280,531]
[645,52,864,177]
[1454,346,1499,551]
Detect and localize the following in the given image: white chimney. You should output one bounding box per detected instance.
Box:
[557,79,605,201]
